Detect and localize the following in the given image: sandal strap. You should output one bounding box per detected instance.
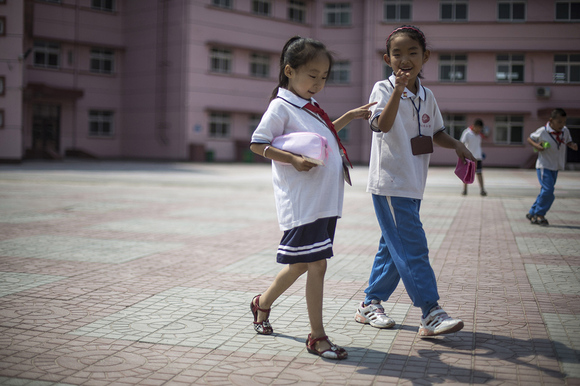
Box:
[253,295,271,313]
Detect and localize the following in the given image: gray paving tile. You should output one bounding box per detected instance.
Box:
[517,237,580,256]
[0,236,184,264]
[525,264,580,295]
[0,272,66,297]
[543,313,580,378]
[90,219,247,236]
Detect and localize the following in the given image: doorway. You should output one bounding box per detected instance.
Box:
[567,117,580,164]
[31,104,61,159]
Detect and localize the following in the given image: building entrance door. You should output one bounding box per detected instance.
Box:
[567,118,580,164]
[31,104,61,159]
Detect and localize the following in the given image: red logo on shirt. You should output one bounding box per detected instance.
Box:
[422,114,430,123]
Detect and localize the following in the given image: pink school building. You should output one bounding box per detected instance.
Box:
[1,0,579,167]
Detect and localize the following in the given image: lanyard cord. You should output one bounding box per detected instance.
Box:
[409,97,422,136]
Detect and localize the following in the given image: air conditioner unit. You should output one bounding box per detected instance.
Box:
[536,86,551,99]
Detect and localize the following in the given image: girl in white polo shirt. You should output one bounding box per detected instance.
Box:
[354,25,475,337]
[249,36,374,359]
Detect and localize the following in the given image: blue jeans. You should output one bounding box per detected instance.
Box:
[365,195,439,318]
[529,168,558,217]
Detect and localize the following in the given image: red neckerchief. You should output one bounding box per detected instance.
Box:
[303,102,352,168]
[547,124,566,146]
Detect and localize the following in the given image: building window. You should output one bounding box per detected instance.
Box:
[0,16,5,36]
[338,123,350,142]
[92,0,115,12]
[249,114,262,135]
[209,112,230,138]
[439,54,467,82]
[384,0,412,21]
[38,0,61,3]
[0,110,4,128]
[440,0,467,21]
[496,54,524,83]
[556,1,580,21]
[252,0,271,16]
[328,61,350,84]
[33,41,60,69]
[554,54,580,83]
[90,48,114,74]
[0,76,4,96]
[210,48,232,74]
[494,115,524,145]
[444,114,466,140]
[288,0,306,23]
[212,0,232,9]
[498,1,525,21]
[324,3,351,26]
[250,53,270,78]
[89,110,114,137]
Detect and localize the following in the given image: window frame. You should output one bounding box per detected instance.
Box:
[90,48,115,75]
[209,48,232,74]
[497,0,526,22]
[252,0,272,16]
[88,110,115,138]
[0,76,5,96]
[496,53,525,83]
[328,61,351,84]
[33,41,60,69]
[555,1,580,21]
[440,0,468,22]
[0,110,4,129]
[209,112,231,138]
[250,52,270,78]
[383,0,412,22]
[288,0,306,23]
[443,114,467,140]
[91,0,115,12]
[324,3,352,26]
[212,0,233,9]
[439,54,467,82]
[0,16,5,36]
[554,53,580,83]
[494,115,524,145]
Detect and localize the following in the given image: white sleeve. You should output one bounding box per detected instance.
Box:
[368,81,392,132]
[251,100,288,144]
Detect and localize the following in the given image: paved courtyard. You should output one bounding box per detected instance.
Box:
[0,161,579,385]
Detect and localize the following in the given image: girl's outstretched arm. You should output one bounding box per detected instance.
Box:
[333,102,377,132]
[433,130,476,163]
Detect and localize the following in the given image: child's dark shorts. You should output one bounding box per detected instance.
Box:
[277,217,338,264]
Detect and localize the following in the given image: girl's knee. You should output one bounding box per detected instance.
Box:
[308,259,327,274]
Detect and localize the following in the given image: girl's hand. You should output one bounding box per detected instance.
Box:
[349,102,378,120]
[290,155,318,172]
[394,69,410,92]
[569,142,578,151]
[455,142,476,163]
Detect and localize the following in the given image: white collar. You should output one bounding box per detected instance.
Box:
[277,88,317,108]
[388,74,426,100]
[545,122,567,134]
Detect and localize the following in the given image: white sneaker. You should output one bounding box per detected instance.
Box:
[419,306,464,337]
[354,301,395,328]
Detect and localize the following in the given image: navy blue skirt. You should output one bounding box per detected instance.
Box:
[277,217,338,264]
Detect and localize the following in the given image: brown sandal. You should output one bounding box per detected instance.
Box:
[306,333,348,360]
[250,295,273,335]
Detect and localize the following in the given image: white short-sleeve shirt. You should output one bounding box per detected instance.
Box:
[460,128,483,160]
[530,122,572,171]
[367,75,445,200]
[251,88,344,231]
